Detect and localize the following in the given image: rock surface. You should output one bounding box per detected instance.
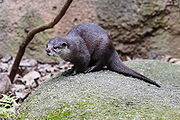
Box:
[94,0,180,57]
[0,0,95,62]
[0,0,180,62]
[0,73,11,97]
[17,60,180,119]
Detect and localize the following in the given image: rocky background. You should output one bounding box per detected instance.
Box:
[1,0,180,119]
[0,0,180,62]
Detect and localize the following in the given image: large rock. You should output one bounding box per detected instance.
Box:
[17,60,180,119]
[0,2,11,58]
[0,0,180,61]
[0,73,11,97]
[94,0,180,57]
[8,11,51,62]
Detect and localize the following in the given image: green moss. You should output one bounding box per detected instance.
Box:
[15,112,27,120]
[17,101,91,120]
[17,95,180,120]
[16,60,180,119]
[154,28,164,35]
[119,102,180,120]
[40,107,72,120]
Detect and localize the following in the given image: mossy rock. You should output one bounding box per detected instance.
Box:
[9,11,57,62]
[17,60,180,120]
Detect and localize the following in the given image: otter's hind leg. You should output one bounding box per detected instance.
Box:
[84,61,104,73]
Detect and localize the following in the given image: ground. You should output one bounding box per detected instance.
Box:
[17,60,180,120]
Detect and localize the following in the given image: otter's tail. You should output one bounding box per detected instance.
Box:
[107,52,160,87]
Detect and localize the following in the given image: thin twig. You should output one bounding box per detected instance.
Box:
[9,0,73,83]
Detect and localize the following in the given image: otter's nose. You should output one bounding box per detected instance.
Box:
[46,49,51,54]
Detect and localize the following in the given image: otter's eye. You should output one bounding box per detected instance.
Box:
[62,43,67,47]
[53,46,60,49]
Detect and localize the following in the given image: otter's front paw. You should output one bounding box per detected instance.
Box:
[62,67,76,77]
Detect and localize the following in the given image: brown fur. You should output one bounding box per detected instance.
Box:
[46,23,160,87]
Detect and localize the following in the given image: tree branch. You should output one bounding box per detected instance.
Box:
[9,0,74,83]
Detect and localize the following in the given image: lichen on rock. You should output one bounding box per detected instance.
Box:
[9,11,52,62]
[17,60,180,119]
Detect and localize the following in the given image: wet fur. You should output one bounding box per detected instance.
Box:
[46,23,160,87]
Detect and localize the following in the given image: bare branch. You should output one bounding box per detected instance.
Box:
[9,0,74,83]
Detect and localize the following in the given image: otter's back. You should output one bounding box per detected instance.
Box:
[66,23,109,42]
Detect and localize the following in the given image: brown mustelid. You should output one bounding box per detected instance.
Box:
[46,23,160,87]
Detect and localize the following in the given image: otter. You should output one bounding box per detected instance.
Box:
[46,23,160,87]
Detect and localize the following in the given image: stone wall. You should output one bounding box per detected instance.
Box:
[94,0,180,58]
[0,0,179,62]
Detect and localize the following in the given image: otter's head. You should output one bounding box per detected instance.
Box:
[46,37,69,58]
